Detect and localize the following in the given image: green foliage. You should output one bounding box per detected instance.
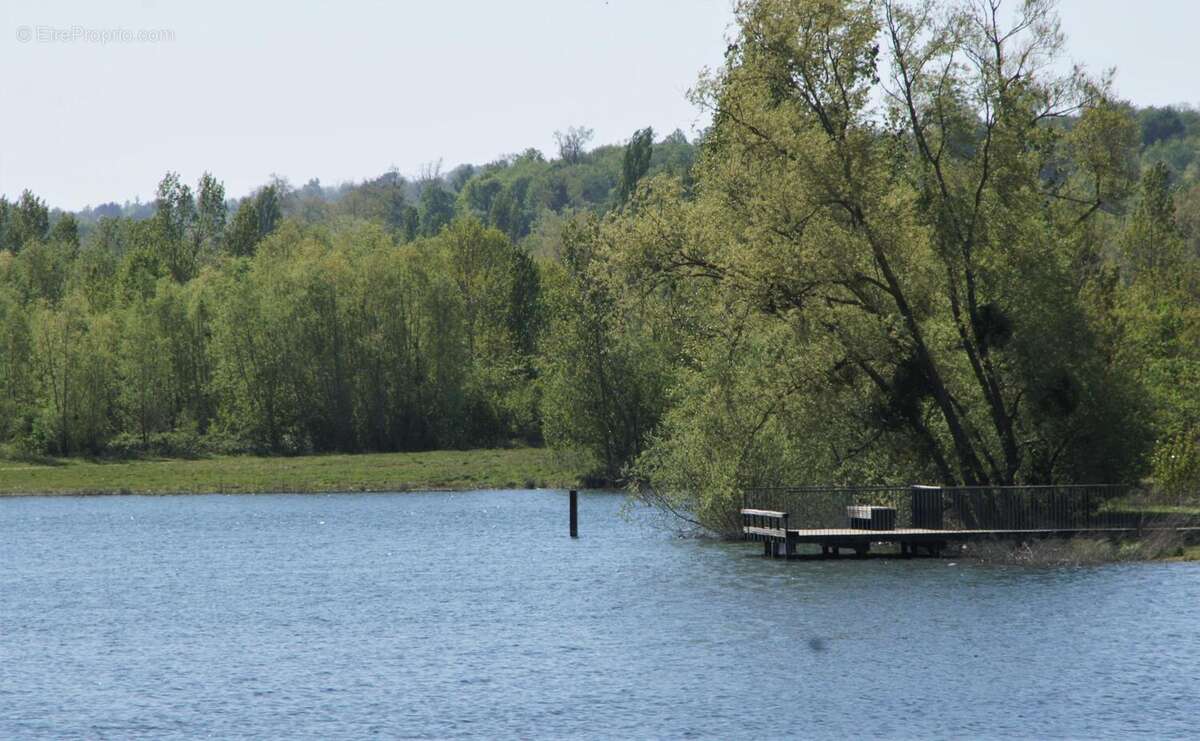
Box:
[9,191,51,250]
[146,171,229,281]
[537,216,676,480]
[50,213,80,248]
[0,182,555,458]
[226,200,260,257]
[119,298,174,445]
[598,0,1164,529]
[460,173,504,215]
[0,285,33,441]
[695,0,1110,485]
[11,240,74,303]
[334,171,410,236]
[617,127,654,204]
[203,217,543,454]
[225,183,282,257]
[153,172,198,281]
[1112,162,1200,456]
[1152,430,1200,497]
[418,183,456,236]
[437,133,695,252]
[1140,107,1187,148]
[196,172,227,253]
[29,296,120,454]
[1121,163,1183,275]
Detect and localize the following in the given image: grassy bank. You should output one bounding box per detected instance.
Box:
[959,531,1200,566]
[0,448,589,496]
[1164,544,1200,562]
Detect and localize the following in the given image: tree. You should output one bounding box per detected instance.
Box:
[0,287,33,441]
[154,172,198,282]
[49,213,80,248]
[460,174,504,216]
[196,172,227,255]
[209,256,295,451]
[398,205,420,242]
[624,0,1143,501]
[429,217,542,442]
[119,299,173,446]
[1114,162,1200,458]
[225,200,260,257]
[554,126,594,164]
[617,127,654,204]
[488,185,528,240]
[1140,106,1186,148]
[418,183,456,236]
[225,184,283,257]
[254,184,283,237]
[336,171,410,236]
[8,191,50,250]
[12,240,72,303]
[31,296,118,454]
[448,164,477,192]
[1120,163,1184,276]
[0,198,10,251]
[539,217,673,479]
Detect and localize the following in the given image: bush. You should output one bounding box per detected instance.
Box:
[962,529,1189,565]
[104,427,204,459]
[1151,429,1200,497]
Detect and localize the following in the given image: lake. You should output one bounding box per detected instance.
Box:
[1,489,1198,739]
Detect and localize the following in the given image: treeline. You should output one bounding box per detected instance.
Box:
[0,216,538,456]
[0,127,691,460]
[3,0,1200,529]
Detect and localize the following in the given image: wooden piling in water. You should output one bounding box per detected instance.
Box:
[569,489,578,538]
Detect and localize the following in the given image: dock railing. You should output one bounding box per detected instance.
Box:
[742,484,1200,534]
[742,486,915,530]
[942,484,1127,531]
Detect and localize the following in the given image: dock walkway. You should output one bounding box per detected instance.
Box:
[741,484,1200,558]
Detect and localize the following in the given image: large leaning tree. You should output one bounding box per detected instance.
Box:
[624,0,1145,503]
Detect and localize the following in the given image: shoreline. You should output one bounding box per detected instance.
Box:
[0,448,588,498]
[0,485,538,497]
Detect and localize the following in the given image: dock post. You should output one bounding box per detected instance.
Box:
[569,489,578,538]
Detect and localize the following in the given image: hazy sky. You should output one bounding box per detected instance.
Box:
[1,0,1196,210]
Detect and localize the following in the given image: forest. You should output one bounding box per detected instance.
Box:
[2,0,1199,526]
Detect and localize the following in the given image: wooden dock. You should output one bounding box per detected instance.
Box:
[742,507,1200,558]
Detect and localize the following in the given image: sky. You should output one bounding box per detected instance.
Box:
[0,0,1196,211]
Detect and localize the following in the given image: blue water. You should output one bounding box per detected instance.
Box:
[1,490,1198,739]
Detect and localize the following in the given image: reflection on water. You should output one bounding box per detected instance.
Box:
[1,490,1198,738]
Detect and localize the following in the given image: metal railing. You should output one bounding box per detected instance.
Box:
[743,486,915,530]
[942,484,1126,531]
[742,484,1200,533]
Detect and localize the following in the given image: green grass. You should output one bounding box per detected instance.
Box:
[0,448,589,496]
[1164,544,1200,562]
[1104,502,1200,516]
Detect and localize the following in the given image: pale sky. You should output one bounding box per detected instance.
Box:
[0,0,1196,210]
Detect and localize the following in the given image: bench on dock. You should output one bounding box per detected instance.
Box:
[740,508,795,557]
[846,505,896,531]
